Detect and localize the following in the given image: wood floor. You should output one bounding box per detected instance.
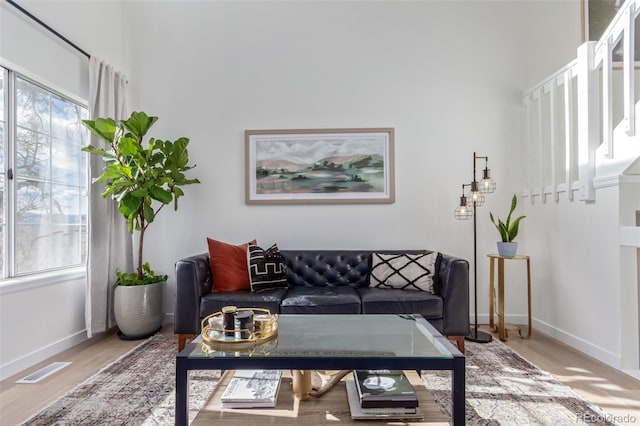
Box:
[1,324,639,425]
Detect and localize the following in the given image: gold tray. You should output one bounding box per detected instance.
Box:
[200,308,278,352]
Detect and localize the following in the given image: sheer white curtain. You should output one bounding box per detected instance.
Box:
[85,57,133,338]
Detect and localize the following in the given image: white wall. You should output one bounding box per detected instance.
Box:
[0,0,127,381]
[524,187,623,365]
[123,0,581,323]
[0,271,86,379]
[523,177,640,373]
[3,0,601,379]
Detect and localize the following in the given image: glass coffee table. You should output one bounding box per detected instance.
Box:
[176,314,465,425]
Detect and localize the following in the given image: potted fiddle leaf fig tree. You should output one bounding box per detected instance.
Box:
[82,111,200,339]
[489,193,525,258]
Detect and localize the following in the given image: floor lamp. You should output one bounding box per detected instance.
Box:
[454,152,496,343]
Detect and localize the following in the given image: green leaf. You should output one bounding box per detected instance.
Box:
[129,188,148,198]
[120,193,141,217]
[117,136,140,157]
[490,194,525,242]
[81,145,110,156]
[507,216,526,242]
[143,203,155,223]
[121,111,158,140]
[149,186,173,204]
[83,118,118,143]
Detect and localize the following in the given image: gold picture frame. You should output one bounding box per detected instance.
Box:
[245,128,395,205]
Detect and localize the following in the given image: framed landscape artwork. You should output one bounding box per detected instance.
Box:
[245,128,395,204]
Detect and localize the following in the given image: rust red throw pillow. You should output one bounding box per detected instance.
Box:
[207,238,256,292]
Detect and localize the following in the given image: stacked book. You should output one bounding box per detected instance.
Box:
[220,370,282,408]
[346,370,423,420]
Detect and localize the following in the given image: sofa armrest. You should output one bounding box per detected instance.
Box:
[174,253,211,335]
[438,253,470,336]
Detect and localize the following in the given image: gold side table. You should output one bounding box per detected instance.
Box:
[488,254,532,341]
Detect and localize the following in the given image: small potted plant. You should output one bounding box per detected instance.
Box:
[489,193,525,257]
[82,111,200,338]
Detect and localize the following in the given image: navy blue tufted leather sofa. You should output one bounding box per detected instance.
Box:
[174,249,469,352]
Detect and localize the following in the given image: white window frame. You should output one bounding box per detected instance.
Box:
[0,65,88,283]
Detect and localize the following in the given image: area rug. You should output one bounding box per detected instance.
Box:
[22,331,617,425]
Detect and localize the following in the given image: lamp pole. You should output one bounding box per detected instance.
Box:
[454,152,495,343]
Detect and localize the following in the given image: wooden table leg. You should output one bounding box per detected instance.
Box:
[519,257,533,339]
[498,258,507,341]
[489,257,496,332]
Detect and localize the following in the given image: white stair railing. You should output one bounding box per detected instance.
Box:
[522,0,640,203]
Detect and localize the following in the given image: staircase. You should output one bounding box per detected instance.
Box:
[521,0,640,377]
[522,0,640,204]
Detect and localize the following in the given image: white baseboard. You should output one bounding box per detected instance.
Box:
[532,318,622,369]
[623,369,640,380]
[0,330,87,382]
[2,314,176,382]
[472,315,624,372]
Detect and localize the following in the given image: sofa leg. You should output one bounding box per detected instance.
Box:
[447,335,465,353]
[178,333,195,352]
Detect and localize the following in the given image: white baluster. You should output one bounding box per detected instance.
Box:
[563,70,574,201]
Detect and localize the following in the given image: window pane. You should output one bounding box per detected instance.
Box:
[15,179,51,273]
[1,69,4,278]
[16,127,50,180]
[15,183,86,272]
[51,184,81,224]
[16,77,50,133]
[0,68,4,118]
[13,75,87,276]
[0,123,4,278]
[51,95,86,143]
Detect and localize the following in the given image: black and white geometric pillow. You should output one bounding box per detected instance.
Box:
[369,252,439,293]
[247,243,288,293]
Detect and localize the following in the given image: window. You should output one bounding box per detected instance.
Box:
[1,66,88,279]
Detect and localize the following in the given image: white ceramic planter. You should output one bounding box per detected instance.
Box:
[497,241,518,258]
[114,281,165,339]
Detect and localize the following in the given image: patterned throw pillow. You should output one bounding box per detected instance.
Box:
[369,252,440,293]
[247,243,288,293]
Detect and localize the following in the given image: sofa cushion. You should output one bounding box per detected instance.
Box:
[207,238,255,292]
[280,286,361,314]
[280,251,371,288]
[357,287,443,319]
[248,243,288,292]
[370,252,439,293]
[200,288,287,318]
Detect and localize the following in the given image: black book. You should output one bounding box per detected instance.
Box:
[353,370,418,409]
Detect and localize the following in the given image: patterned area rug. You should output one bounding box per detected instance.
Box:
[423,341,617,425]
[22,331,617,425]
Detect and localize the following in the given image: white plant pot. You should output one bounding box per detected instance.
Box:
[497,241,518,258]
[114,280,165,339]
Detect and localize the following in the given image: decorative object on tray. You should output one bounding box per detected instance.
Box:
[353,370,419,409]
[221,370,282,408]
[200,307,278,352]
[345,380,424,420]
